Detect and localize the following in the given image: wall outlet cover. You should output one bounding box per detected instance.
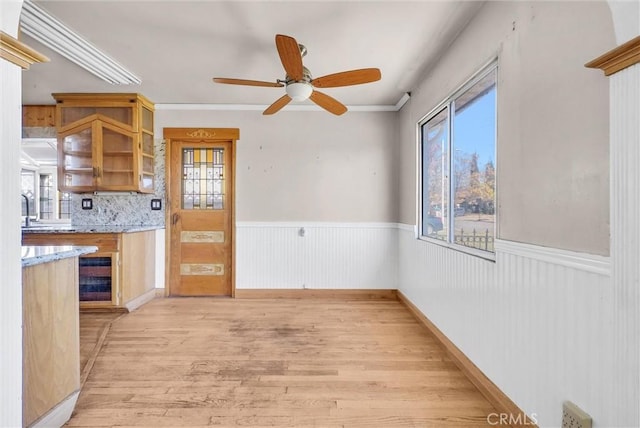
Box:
[562,401,592,428]
[81,198,92,210]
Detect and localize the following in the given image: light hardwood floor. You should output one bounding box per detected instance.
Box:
[69,298,496,427]
[79,310,125,386]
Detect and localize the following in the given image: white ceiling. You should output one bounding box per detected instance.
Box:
[20,1,484,108]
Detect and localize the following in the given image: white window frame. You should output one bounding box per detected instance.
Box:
[20,167,38,224]
[39,167,72,223]
[417,59,498,260]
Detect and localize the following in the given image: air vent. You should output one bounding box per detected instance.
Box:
[562,401,592,428]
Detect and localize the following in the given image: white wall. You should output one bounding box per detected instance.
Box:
[399,1,614,256]
[156,109,399,290]
[397,1,639,427]
[606,0,640,419]
[1,1,25,426]
[607,0,640,44]
[608,63,640,428]
[155,109,399,223]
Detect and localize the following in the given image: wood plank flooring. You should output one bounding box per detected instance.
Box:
[79,310,126,387]
[80,311,125,374]
[68,298,496,427]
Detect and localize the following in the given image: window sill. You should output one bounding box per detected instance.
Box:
[417,235,496,262]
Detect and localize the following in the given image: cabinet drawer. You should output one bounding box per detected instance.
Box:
[22,233,120,252]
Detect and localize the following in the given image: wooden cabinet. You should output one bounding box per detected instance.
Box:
[22,256,80,427]
[53,93,155,193]
[22,231,156,311]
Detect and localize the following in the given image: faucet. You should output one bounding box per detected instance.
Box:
[22,194,30,228]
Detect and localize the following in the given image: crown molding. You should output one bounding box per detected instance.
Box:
[585,35,640,76]
[156,92,411,113]
[0,31,48,70]
[20,0,140,84]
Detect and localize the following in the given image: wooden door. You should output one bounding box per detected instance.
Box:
[165,129,238,296]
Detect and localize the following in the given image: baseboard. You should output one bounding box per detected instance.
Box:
[29,390,79,428]
[124,288,157,312]
[396,291,537,428]
[235,288,397,300]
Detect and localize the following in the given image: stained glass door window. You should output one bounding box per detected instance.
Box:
[182,148,224,210]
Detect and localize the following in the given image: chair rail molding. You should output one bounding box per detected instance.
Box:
[494,239,611,276]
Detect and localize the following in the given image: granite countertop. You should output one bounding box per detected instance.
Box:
[21,224,164,234]
[22,245,98,267]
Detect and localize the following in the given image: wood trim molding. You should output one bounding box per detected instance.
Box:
[585,35,640,76]
[396,291,538,428]
[163,127,239,140]
[235,289,398,300]
[0,31,49,69]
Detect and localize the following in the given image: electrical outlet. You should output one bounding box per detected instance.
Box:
[562,401,592,428]
[81,198,93,210]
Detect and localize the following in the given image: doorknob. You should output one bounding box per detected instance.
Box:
[171,213,180,225]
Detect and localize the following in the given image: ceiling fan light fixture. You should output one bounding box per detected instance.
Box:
[286,82,313,101]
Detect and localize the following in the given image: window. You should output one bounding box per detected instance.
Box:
[419,62,497,255]
[59,192,72,220]
[182,147,225,210]
[18,166,73,222]
[21,169,36,224]
[39,173,54,220]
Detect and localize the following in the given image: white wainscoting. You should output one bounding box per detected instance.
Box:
[398,225,614,428]
[236,222,398,289]
[608,64,640,428]
[231,221,623,425]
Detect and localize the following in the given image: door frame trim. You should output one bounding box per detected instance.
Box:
[163,128,239,297]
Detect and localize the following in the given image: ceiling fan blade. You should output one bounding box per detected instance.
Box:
[263,94,292,115]
[311,68,382,88]
[213,78,283,87]
[275,34,303,81]
[309,90,347,116]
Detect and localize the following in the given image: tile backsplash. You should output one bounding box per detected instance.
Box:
[71,139,166,226]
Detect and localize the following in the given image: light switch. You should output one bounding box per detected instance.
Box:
[151,199,162,210]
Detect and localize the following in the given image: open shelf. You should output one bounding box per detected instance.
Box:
[62,150,92,157]
[62,167,92,173]
[103,151,134,156]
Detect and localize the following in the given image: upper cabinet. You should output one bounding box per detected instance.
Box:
[53,93,155,193]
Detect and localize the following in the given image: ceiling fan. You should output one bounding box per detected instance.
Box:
[213,34,382,116]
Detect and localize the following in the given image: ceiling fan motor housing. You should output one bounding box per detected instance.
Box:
[285,66,313,84]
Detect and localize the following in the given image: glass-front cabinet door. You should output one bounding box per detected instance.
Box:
[99,121,137,189]
[58,120,139,191]
[54,93,155,193]
[58,122,96,192]
[140,105,154,192]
